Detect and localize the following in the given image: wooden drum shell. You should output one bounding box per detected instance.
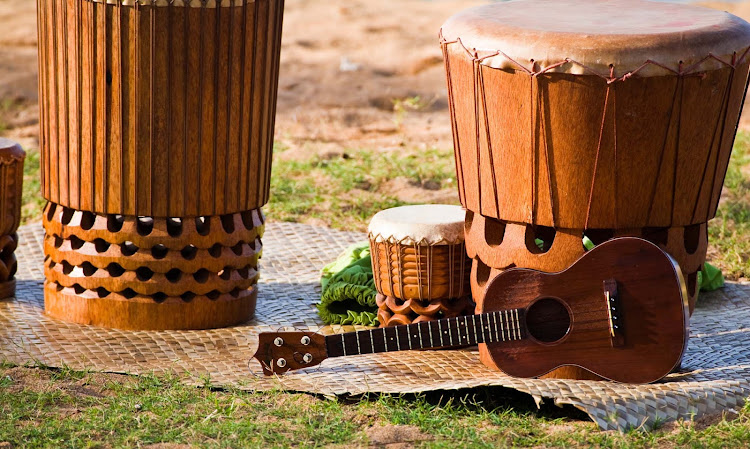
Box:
[442,41,750,230]
[0,139,25,298]
[37,0,284,217]
[370,239,471,301]
[0,140,25,237]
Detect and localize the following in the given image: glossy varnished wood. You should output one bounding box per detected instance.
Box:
[37,0,284,217]
[255,239,688,383]
[465,211,707,314]
[479,238,688,384]
[42,202,264,329]
[45,281,258,330]
[43,202,265,250]
[370,239,471,301]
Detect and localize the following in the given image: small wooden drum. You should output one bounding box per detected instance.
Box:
[0,139,25,299]
[441,0,750,378]
[368,205,473,327]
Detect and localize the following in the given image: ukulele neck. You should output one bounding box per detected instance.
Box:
[325,309,527,357]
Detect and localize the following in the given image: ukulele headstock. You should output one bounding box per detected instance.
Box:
[253,331,328,376]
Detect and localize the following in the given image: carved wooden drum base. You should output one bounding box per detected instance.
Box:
[0,233,18,299]
[44,282,258,331]
[466,212,708,314]
[42,203,264,330]
[376,293,475,327]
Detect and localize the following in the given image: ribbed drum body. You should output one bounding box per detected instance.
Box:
[370,238,474,327]
[370,239,470,301]
[37,0,283,217]
[0,141,24,237]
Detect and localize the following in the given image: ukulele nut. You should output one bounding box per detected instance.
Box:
[276,358,287,368]
[303,353,313,364]
[274,337,284,347]
[301,336,311,346]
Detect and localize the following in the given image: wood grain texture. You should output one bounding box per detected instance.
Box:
[466,211,705,380]
[0,139,25,237]
[256,238,687,383]
[0,234,18,299]
[442,41,750,229]
[465,211,707,314]
[43,202,265,250]
[478,238,688,383]
[42,202,264,329]
[0,139,25,299]
[37,0,284,217]
[44,234,262,273]
[370,239,471,301]
[375,293,474,328]
[44,257,259,296]
[45,281,258,330]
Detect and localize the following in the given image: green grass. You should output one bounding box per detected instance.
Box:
[708,133,750,280]
[21,148,45,226]
[1,366,749,448]
[267,145,458,230]
[6,132,750,447]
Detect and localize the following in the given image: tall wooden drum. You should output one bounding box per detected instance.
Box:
[440,0,750,378]
[37,0,284,330]
[368,205,474,327]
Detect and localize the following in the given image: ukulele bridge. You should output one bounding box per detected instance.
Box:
[604,279,625,347]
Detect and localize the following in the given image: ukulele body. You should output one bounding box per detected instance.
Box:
[480,238,689,384]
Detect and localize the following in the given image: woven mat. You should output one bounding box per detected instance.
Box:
[1,223,749,431]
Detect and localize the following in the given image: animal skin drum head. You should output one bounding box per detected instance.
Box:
[368,204,467,245]
[441,0,750,76]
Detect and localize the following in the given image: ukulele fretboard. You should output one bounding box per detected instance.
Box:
[325,309,526,358]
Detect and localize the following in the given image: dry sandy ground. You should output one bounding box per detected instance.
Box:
[1,0,749,166]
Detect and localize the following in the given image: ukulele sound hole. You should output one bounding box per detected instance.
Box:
[525,297,571,344]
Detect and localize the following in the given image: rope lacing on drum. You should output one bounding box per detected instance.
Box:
[439,29,750,82]
[439,27,750,229]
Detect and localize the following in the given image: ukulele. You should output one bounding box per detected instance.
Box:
[253,237,689,384]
